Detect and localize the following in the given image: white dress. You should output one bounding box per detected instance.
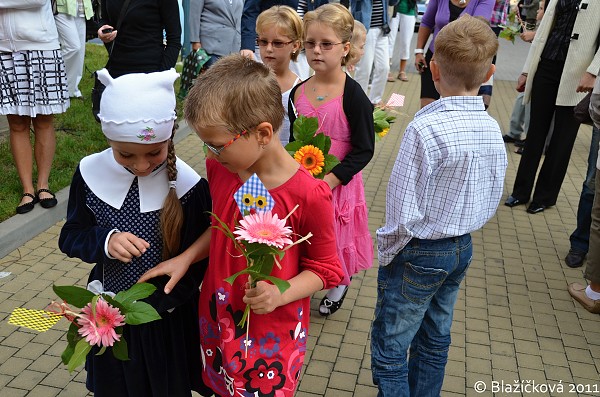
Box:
[280,75,301,145]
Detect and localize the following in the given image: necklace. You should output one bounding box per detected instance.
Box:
[459,0,466,4]
[312,87,329,101]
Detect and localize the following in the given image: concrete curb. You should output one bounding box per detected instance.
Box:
[0,121,193,259]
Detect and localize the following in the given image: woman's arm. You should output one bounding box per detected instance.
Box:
[160,0,183,70]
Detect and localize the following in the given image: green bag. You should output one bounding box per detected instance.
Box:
[178,49,210,100]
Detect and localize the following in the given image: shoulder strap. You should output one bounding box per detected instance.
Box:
[108,0,133,60]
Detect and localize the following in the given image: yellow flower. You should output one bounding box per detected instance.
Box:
[294,145,325,176]
[377,128,389,139]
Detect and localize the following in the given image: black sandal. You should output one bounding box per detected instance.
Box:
[16,193,38,214]
[319,285,349,317]
[37,188,58,209]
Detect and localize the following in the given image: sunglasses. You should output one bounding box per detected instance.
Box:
[304,41,343,50]
[203,130,248,156]
[256,39,293,48]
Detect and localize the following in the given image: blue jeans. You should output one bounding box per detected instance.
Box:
[371,235,473,397]
[507,92,531,139]
[569,126,600,253]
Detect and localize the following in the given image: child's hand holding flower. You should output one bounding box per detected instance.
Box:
[243,280,285,315]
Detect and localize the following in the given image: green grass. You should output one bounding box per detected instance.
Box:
[0,43,183,222]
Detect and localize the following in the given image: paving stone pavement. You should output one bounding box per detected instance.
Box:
[1,77,599,396]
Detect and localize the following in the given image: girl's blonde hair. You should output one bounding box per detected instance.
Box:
[184,54,284,138]
[256,5,303,62]
[303,3,355,66]
[347,20,367,67]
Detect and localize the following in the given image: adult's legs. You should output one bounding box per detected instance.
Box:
[54,13,86,98]
[369,30,390,104]
[507,92,527,139]
[531,105,581,206]
[8,115,35,206]
[568,126,600,256]
[354,28,377,95]
[419,50,439,108]
[584,171,600,290]
[510,59,562,202]
[31,114,56,199]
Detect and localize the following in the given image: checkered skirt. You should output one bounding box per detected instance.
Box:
[0,50,69,117]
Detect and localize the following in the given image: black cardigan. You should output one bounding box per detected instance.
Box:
[288,74,375,185]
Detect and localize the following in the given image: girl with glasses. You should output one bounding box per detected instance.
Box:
[289,3,375,316]
[256,6,303,145]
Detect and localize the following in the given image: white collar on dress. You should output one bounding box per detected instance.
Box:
[80,148,201,213]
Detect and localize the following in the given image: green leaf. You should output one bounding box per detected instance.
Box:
[224,268,251,285]
[53,285,96,308]
[312,133,327,150]
[67,338,92,373]
[61,322,80,365]
[123,301,161,325]
[322,154,340,175]
[284,140,304,154]
[96,345,107,356]
[61,343,75,366]
[262,276,290,294]
[113,283,157,305]
[293,116,319,142]
[375,119,390,130]
[112,336,129,361]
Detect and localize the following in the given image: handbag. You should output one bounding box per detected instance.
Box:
[91,0,131,122]
[178,49,210,100]
[574,92,593,126]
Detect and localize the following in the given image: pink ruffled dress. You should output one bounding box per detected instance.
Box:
[294,85,373,284]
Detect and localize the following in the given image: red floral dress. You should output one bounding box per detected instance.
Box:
[199,160,343,397]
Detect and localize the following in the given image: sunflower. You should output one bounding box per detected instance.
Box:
[294,145,325,176]
[377,128,390,139]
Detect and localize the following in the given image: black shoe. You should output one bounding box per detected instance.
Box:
[37,188,57,209]
[565,250,586,268]
[514,139,526,148]
[503,135,524,144]
[319,285,348,316]
[16,193,38,214]
[526,202,546,214]
[505,195,527,207]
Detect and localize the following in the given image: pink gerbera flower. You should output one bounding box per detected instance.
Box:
[234,211,293,249]
[77,298,126,347]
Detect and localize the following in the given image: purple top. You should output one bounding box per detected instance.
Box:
[421,0,495,53]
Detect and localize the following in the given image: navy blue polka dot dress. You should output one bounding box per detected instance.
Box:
[59,164,214,397]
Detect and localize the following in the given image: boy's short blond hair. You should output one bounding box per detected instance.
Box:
[256,6,303,62]
[184,54,284,135]
[303,3,355,66]
[433,15,499,91]
[347,20,367,67]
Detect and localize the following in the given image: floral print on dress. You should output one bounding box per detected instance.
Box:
[243,359,286,397]
[137,127,157,142]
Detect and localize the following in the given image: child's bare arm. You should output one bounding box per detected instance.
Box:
[243,270,324,314]
[138,229,211,293]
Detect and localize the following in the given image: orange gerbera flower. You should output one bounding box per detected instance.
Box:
[294,145,325,176]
